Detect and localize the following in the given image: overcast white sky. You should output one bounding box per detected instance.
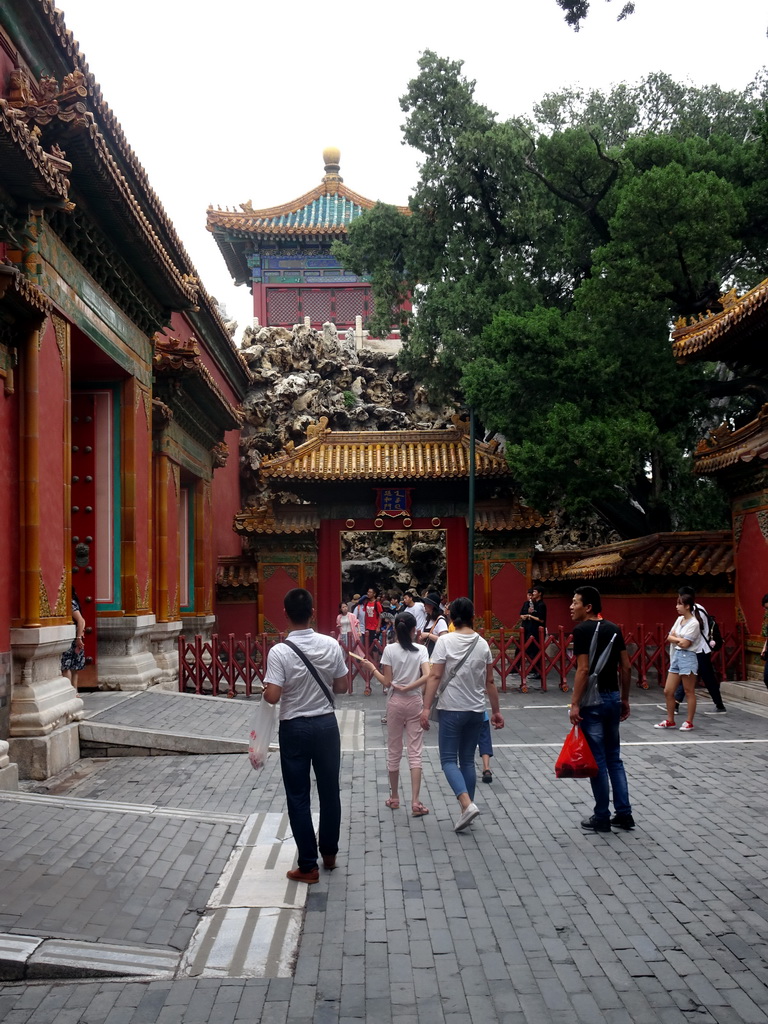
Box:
[56,0,767,337]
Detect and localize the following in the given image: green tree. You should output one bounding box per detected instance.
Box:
[335,52,766,533]
[556,0,635,31]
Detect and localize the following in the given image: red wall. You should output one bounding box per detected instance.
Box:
[217,602,258,638]
[736,507,768,635]
[212,427,242,559]
[539,592,735,635]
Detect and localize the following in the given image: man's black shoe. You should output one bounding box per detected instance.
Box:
[610,813,635,830]
[581,816,611,832]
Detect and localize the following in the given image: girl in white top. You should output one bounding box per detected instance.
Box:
[420,597,504,833]
[336,601,361,652]
[362,612,431,816]
[656,594,704,732]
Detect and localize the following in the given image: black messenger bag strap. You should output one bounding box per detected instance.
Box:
[282,639,336,709]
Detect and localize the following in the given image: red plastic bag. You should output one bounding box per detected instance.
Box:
[555,725,599,779]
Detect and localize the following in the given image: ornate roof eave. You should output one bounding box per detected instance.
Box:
[216,557,259,588]
[185,287,253,396]
[44,105,198,310]
[692,405,768,476]
[0,98,71,207]
[0,262,53,322]
[153,336,244,433]
[472,500,546,532]
[671,281,768,363]
[543,530,734,582]
[234,503,320,536]
[259,417,510,483]
[15,1,200,275]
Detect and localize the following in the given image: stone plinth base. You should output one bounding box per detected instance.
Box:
[9,722,80,781]
[97,615,161,691]
[0,739,17,790]
[181,615,216,642]
[150,620,182,688]
[0,762,19,790]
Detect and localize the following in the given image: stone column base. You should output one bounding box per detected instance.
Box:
[97,614,161,691]
[181,615,217,642]
[150,620,182,690]
[9,723,80,781]
[0,739,18,790]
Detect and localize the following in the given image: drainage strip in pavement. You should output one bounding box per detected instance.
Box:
[0,933,181,981]
[0,790,247,827]
[180,811,316,979]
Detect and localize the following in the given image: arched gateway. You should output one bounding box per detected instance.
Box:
[230,417,544,635]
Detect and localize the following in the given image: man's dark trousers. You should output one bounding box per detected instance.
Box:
[279,713,341,872]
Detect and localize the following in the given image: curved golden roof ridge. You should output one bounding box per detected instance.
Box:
[671,278,768,360]
[208,180,410,224]
[37,2,204,290]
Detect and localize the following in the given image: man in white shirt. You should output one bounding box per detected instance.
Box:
[263,588,348,883]
[403,591,427,633]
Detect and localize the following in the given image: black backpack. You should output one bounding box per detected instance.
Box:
[707,614,724,653]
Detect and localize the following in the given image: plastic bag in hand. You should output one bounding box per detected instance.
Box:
[248,698,278,771]
[554,725,598,779]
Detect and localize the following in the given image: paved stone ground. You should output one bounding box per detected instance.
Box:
[3,684,768,1021]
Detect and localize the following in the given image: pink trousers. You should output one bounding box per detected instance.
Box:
[387,690,424,771]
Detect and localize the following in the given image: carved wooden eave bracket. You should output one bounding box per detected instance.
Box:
[8,65,197,310]
[692,405,768,475]
[0,262,53,321]
[0,96,72,210]
[153,333,244,433]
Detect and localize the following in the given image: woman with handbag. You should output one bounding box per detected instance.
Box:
[362,611,431,816]
[420,597,504,833]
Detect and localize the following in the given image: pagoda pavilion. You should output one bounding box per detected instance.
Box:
[207,148,409,334]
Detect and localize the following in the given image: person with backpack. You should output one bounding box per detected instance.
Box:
[569,586,634,833]
[670,586,726,715]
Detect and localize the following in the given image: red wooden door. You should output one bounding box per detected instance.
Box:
[71,394,98,686]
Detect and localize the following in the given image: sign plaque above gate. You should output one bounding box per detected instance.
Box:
[375,488,412,518]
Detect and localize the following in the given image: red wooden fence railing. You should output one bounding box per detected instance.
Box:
[178,625,746,698]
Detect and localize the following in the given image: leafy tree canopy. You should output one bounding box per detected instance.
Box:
[333,52,768,535]
[556,1,635,31]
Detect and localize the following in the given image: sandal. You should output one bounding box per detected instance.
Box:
[411,802,429,817]
[654,720,676,729]
[482,769,493,784]
[385,797,400,809]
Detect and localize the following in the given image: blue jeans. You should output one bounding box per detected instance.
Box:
[579,691,631,822]
[438,710,484,800]
[279,713,341,872]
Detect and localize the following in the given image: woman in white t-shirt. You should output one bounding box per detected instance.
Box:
[655,594,704,732]
[420,597,505,833]
[363,612,431,816]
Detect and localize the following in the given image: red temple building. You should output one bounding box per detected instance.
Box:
[672,284,768,679]
[0,1,249,783]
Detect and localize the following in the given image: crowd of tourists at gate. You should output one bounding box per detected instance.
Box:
[257,581,732,884]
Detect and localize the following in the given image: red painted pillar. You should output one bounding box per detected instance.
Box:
[445,516,469,602]
[316,520,339,635]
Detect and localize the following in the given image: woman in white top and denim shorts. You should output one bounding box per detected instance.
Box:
[656,593,704,732]
[420,597,504,833]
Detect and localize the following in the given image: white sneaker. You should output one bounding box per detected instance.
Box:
[454,803,480,832]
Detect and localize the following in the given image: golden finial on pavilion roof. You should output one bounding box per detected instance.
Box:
[322,146,343,185]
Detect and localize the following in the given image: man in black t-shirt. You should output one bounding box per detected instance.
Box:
[520,586,547,678]
[569,585,634,833]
